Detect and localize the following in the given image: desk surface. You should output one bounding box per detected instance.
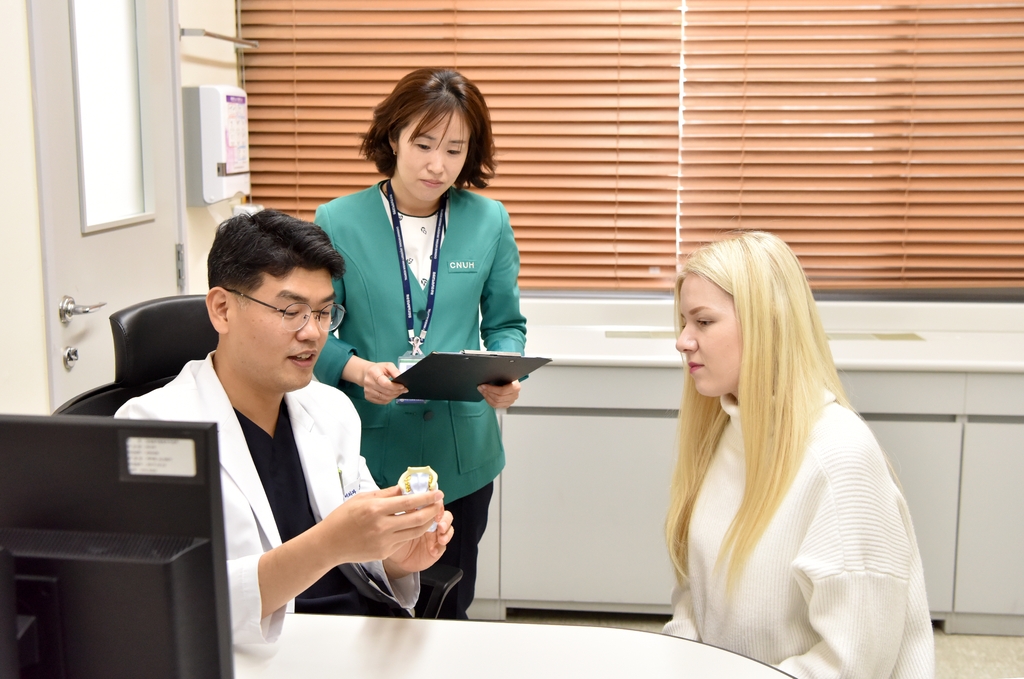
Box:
[233,614,791,679]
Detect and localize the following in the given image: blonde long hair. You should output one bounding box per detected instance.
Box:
[665,231,850,590]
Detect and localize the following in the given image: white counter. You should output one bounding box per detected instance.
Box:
[525,324,1024,373]
[476,296,1024,636]
[521,297,1024,373]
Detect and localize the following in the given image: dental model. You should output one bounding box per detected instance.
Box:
[398,465,439,532]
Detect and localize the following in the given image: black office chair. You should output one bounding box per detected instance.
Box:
[54,295,219,415]
[53,294,461,618]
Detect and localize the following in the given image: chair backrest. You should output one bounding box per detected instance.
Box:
[54,295,218,415]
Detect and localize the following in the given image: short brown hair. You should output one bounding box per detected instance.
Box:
[360,68,496,189]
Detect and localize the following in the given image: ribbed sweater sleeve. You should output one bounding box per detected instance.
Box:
[778,413,933,679]
[664,583,699,640]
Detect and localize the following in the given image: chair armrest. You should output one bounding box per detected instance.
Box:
[417,563,463,619]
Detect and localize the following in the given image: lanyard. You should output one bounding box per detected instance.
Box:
[385,180,447,356]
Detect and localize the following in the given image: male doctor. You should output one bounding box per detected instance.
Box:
[117,210,453,645]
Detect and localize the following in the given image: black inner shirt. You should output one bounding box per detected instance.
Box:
[236,401,387,615]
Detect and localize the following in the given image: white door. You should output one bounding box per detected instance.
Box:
[28,0,185,409]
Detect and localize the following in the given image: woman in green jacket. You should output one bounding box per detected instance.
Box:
[313,68,527,619]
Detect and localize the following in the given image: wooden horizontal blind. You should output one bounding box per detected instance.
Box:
[239,1,682,290]
[681,0,1024,288]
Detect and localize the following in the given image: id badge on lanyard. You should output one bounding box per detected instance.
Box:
[396,351,425,405]
[386,180,446,405]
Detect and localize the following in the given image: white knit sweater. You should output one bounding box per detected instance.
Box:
[664,393,935,679]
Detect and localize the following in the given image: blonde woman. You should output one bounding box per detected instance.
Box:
[664,232,933,678]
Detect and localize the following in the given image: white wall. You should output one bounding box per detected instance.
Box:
[0,0,49,415]
[178,0,242,295]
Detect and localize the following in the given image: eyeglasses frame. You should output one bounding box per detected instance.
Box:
[223,288,345,333]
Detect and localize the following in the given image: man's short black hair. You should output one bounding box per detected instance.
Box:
[207,209,345,292]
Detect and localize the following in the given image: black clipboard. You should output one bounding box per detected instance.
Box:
[391,351,551,402]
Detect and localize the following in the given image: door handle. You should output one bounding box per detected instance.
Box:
[58,296,107,324]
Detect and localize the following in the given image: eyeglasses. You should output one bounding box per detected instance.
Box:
[224,288,345,332]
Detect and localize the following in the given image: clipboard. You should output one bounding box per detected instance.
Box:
[391,351,551,402]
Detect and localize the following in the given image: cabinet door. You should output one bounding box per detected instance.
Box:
[864,420,962,613]
[955,422,1024,615]
[501,413,677,606]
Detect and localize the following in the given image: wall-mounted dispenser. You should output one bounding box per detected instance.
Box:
[183,85,251,206]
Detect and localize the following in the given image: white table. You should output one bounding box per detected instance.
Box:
[233,614,792,678]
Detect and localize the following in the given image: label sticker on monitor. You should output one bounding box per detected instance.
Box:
[126,437,197,477]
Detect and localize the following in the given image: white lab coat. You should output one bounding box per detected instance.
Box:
[115,354,419,644]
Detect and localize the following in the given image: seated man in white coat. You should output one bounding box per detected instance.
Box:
[117,209,453,645]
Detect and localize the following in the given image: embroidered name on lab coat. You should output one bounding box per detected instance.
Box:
[448,260,477,273]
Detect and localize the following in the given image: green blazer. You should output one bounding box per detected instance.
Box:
[313,185,527,501]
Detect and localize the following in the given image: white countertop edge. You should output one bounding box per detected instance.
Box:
[833,359,1024,374]
[543,356,1024,373]
[544,356,683,369]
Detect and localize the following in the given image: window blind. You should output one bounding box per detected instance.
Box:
[680,0,1024,289]
[240,1,682,290]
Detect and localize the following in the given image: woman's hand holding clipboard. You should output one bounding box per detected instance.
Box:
[390,351,551,402]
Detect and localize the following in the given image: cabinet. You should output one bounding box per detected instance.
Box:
[950,422,1024,633]
[501,412,677,607]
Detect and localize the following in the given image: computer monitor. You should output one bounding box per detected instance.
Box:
[0,414,232,679]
